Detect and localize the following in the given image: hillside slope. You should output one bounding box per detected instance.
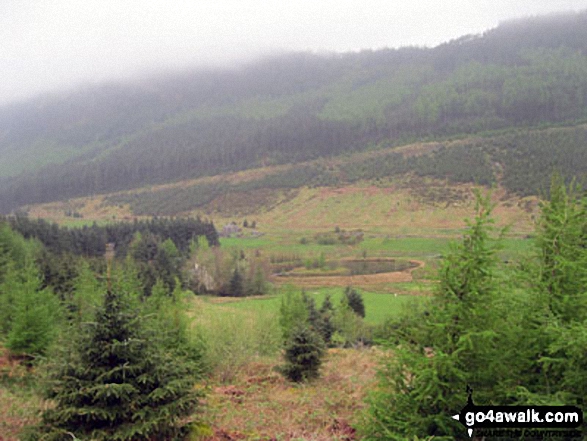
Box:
[24,132,547,238]
[20,124,586,222]
[1,11,587,212]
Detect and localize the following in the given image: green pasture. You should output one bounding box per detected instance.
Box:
[194,287,419,326]
[220,234,533,261]
[220,235,449,259]
[359,236,450,257]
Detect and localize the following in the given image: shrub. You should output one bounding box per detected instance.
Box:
[331,302,371,348]
[197,308,281,382]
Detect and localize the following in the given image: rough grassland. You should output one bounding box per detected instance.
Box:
[0,350,47,441]
[216,182,535,236]
[200,348,381,441]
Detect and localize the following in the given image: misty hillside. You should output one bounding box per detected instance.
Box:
[1,11,587,213]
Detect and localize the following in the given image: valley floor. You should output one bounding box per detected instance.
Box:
[1,180,541,440]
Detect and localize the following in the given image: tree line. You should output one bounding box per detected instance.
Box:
[4,215,218,257]
[1,215,218,300]
[89,126,587,217]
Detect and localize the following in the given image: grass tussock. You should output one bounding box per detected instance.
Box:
[0,350,48,441]
[200,347,381,441]
[192,298,282,383]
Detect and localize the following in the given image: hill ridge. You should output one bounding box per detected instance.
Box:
[1,10,587,213]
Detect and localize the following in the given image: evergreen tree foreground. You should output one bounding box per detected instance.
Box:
[279,323,326,383]
[362,183,587,439]
[32,285,201,441]
[362,191,503,439]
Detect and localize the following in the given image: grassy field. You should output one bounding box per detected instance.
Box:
[188,292,392,440]
[196,288,419,326]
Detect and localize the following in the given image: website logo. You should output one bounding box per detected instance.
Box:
[452,387,583,438]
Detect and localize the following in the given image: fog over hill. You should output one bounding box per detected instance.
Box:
[4,1,587,105]
[1,10,587,213]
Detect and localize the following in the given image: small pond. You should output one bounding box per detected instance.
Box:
[340,259,418,275]
[274,259,418,277]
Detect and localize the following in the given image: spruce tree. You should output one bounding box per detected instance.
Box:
[535,175,587,323]
[35,284,201,440]
[318,294,335,345]
[5,262,61,359]
[68,261,103,325]
[278,287,309,342]
[362,191,503,439]
[279,323,325,383]
[144,278,206,371]
[514,177,587,436]
[228,267,244,297]
[302,291,322,331]
[0,222,32,280]
[0,250,62,361]
[343,286,365,318]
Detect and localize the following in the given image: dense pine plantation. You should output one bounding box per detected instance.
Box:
[92,124,587,217]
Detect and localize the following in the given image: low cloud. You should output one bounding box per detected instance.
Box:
[1,0,587,104]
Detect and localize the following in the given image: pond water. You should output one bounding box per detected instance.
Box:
[340,259,418,275]
[274,259,418,277]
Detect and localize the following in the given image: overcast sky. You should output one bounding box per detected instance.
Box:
[2,0,587,105]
